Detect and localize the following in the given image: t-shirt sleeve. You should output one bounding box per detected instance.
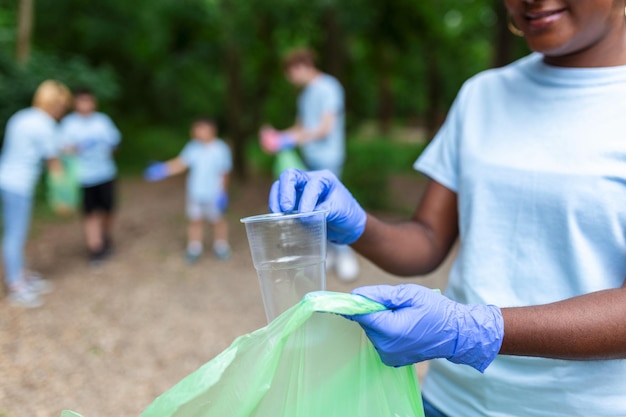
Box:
[320,81,342,115]
[101,114,121,147]
[220,142,233,174]
[39,122,62,159]
[179,142,194,166]
[413,85,467,193]
[58,117,75,149]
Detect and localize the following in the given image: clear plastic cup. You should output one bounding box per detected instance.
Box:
[241,211,328,322]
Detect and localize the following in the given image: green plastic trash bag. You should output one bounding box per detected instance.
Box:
[143,291,423,417]
[47,155,80,215]
[63,292,424,417]
[272,148,307,179]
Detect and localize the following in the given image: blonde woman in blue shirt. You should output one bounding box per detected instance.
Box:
[0,80,70,308]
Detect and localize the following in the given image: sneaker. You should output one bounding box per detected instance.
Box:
[89,250,107,268]
[336,251,360,282]
[24,272,54,294]
[213,242,231,261]
[185,250,202,265]
[8,282,43,308]
[102,237,114,257]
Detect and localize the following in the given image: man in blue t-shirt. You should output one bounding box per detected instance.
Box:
[60,88,121,265]
[261,48,359,282]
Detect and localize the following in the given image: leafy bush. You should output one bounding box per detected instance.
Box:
[114,122,188,175]
[343,138,425,211]
[244,135,426,211]
[245,139,275,177]
[0,50,119,141]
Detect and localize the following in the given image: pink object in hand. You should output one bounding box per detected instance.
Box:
[260,128,281,154]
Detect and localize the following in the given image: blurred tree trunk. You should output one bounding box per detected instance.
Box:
[492,0,515,68]
[377,74,394,135]
[376,48,394,135]
[224,45,247,180]
[320,6,354,134]
[223,12,278,181]
[320,7,345,79]
[17,0,34,64]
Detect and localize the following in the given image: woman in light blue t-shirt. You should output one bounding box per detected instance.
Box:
[0,80,71,308]
[270,2,626,417]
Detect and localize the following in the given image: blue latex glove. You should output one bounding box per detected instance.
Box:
[260,127,297,154]
[277,132,297,150]
[269,169,366,245]
[143,162,169,182]
[348,284,504,372]
[217,191,229,212]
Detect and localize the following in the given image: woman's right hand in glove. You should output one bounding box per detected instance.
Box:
[269,169,367,245]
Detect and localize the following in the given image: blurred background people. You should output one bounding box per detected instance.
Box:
[0,80,71,308]
[60,88,121,266]
[144,117,232,264]
[260,48,359,282]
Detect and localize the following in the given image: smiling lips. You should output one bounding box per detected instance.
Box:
[524,8,567,30]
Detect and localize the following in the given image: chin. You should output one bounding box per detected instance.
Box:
[527,41,575,61]
[525,27,580,59]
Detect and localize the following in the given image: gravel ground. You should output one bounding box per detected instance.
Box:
[0,174,451,417]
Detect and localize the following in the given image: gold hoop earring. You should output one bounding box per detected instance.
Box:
[507,15,524,37]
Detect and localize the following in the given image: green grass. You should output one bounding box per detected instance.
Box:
[27,124,427,222]
[245,134,427,211]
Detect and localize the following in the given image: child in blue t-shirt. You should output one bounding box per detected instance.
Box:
[60,88,121,265]
[144,118,232,263]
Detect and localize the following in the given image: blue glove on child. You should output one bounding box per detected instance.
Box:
[143,162,169,182]
[269,169,367,245]
[348,284,504,372]
[217,191,229,212]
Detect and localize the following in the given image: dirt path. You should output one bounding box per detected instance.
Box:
[0,175,452,417]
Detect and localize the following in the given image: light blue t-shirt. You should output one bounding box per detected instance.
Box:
[60,112,121,187]
[298,73,345,171]
[415,53,626,417]
[0,107,60,196]
[179,139,232,203]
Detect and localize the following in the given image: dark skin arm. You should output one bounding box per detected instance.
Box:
[500,284,626,360]
[353,179,626,360]
[352,180,459,276]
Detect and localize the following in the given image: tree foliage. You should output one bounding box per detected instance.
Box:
[0,0,528,177]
